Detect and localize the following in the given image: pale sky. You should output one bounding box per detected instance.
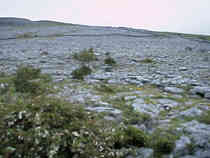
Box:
[1,0,210,35]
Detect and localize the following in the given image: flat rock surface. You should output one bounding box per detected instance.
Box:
[0,20,210,89]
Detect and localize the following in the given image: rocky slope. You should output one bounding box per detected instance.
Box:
[0,18,210,158]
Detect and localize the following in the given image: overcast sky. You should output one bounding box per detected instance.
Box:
[1,0,210,35]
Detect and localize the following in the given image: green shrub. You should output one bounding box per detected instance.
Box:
[71,65,92,80]
[13,66,51,95]
[104,56,116,66]
[113,126,149,149]
[150,129,177,156]
[198,110,210,124]
[0,96,121,158]
[186,142,196,155]
[73,48,97,62]
[140,58,154,63]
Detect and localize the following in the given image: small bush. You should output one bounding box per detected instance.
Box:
[13,66,51,95]
[73,48,97,62]
[150,129,177,156]
[198,110,210,124]
[71,65,92,80]
[104,56,116,66]
[113,126,149,149]
[140,58,154,63]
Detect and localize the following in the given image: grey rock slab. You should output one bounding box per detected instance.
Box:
[164,87,184,94]
[124,95,137,101]
[89,95,102,102]
[174,136,191,157]
[136,148,154,158]
[157,98,179,107]
[205,93,210,99]
[182,120,210,150]
[195,150,210,158]
[98,101,110,106]
[179,67,188,71]
[191,86,210,97]
[86,107,122,115]
[135,76,151,83]
[132,98,160,117]
[179,107,203,118]
[90,72,113,80]
[179,156,196,158]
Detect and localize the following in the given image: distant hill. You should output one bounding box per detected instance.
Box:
[0,17,33,26]
[0,17,71,26]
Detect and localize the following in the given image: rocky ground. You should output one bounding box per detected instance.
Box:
[0,18,210,158]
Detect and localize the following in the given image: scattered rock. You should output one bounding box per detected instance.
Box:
[86,106,122,115]
[182,120,210,150]
[157,99,179,107]
[191,86,210,98]
[132,98,160,117]
[205,93,210,99]
[195,150,210,158]
[179,107,203,118]
[180,156,196,158]
[124,96,137,101]
[164,87,184,94]
[179,67,188,71]
[174,136,191,157]
[136,148,154,158]
[91,72,113,80]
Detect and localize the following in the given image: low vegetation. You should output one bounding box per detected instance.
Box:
[95,84,116,93]
[71,65,92,80]
[13,65,52,95]
[16,32,35,39]
[198,110,210,124]
[0,66,139,158]
[104,56,117,66]
[113,126,149,149]
[150,129,178,157]
[140,58,155,63]
[0,66,182,158]
[73,48,98,62]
